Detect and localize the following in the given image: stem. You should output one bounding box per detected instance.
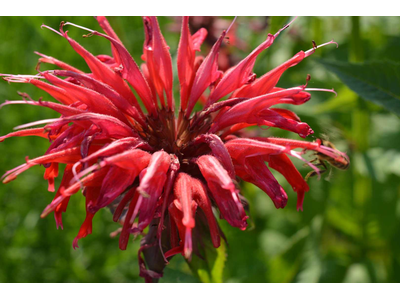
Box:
[350,16,371,264]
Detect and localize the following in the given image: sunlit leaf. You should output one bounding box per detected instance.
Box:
[186,240,226,283]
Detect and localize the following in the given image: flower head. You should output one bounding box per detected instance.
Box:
[0,16,348,282]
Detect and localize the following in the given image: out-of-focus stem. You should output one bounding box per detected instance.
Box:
[350,16,371,261]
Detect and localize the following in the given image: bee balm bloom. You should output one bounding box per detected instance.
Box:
[0,16,348,282]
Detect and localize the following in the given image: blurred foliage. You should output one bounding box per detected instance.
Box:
[0,16,400,283]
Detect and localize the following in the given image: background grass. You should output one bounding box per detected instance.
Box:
[0,16,400,283]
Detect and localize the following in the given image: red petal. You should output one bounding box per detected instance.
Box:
[0,128,48,142]
[174,173,196,230]
[40,166,110,218]
[52,70,145,125]
[42,72,129,124]
[177,16,196,111]
[35,51,84,74]
[99,148,152,172]
[112,188,137,222]
[1,100,83,117]
[191,28,207,51]
[186,31,226,117]
[30,78,76,105]
[257,108,314,138]
[190,178,220,248]
[133,151,171,231]
[166,199,198,259]
[207,34,275,106]
[142,17,174,110]
[193,134,235,179]
[271,108,301,122]
[236,156,288,209]
[60,113,138,139]
[80,137,150,165]
[197,155,247,230]
[53,164,76,229]
[89,167,135,211]
[210,87,305,133]
[60,28,137,107]
[44,162,59,192]
[72,212,94,249]
[225,138,284,164]
[233,51,306,98]
[267,153,309,211]
[119,191,140,250]
[88,30,157,115]
[95,16,124,65]
[2,146,83,183]
[72,186,101,249]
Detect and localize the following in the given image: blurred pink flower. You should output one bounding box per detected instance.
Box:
[0,16,347,282]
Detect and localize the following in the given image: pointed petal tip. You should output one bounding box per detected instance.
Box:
[41,24,63,36]
[72,238,79,249]
[305,87,338,97]
[305,39,339,57]
[2,174,17,184]
[274,16,298,38]
[55,219,64,230]
[183,244,192,260]
[226,16,237,35]
[40,204,53,218]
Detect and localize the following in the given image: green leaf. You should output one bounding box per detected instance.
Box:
[317,59,400,115]
[186,240,227,283]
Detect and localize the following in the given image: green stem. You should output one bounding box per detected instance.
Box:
[350,16,372,265]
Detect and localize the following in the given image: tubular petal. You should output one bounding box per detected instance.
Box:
[197,155,247,230]
[0,128,48,142]
[142,17,174,110]
[233,51,306,98]
[207,34,275,106]
[132,151,171,232]
[186,31,226,117]
[85,29,157,115]
[267,153,309,211]
[177,16,196,111]
[59,27,138,108]
[51,70,146,124]
[193,134,235,178]
[241,156,288,209]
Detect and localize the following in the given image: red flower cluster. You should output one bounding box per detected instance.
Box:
[0,17,348,282]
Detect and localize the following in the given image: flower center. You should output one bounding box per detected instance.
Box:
[143,108,213,174]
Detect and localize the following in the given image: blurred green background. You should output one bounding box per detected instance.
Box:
[0,16,400,283]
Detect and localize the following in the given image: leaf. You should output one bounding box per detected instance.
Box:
[317,59,400,115]
[186,239,227,283]
[374,36,400,62]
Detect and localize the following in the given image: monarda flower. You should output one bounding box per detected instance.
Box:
[0,16,349,282]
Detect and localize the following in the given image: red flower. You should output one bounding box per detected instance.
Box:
[0,17,348,282]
